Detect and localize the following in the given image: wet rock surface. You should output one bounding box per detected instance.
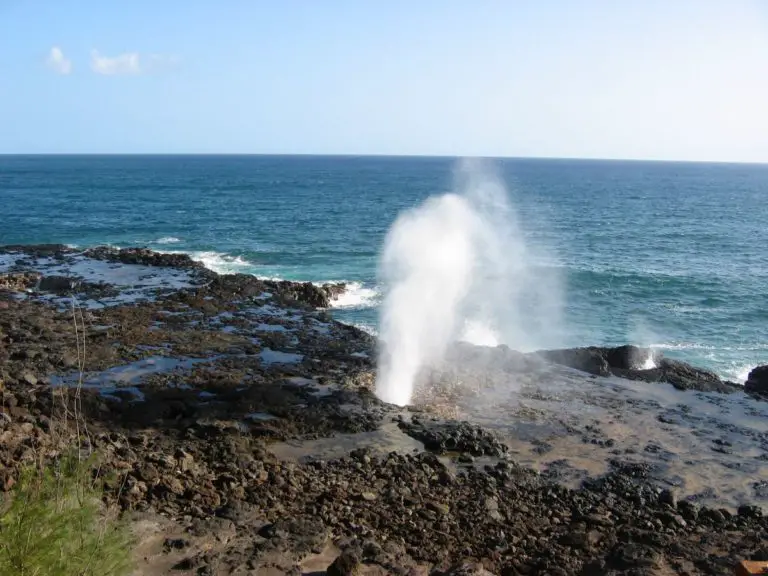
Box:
[0,245,766,575]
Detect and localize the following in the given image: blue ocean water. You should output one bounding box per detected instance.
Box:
[2,155,767,382]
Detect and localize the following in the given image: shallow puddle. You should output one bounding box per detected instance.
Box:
[269,422,424,462]
[49,356,211,399]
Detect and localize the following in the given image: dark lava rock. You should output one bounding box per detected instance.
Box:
[398,419,508,457]
[535,347,610,377]
[606,344,656,370]
[537,345,741,393]
[84,246,203,269]
[659,488,677,508]
[38,275,78,293]
[607,542,662,569]
[265,279,347,309]
[0,244,71,258]
[326,549,362,576]
[163,538,189,552]
[652,357,738,393]
[745,365,768,397]
[0,272,40,291]
[737,504,764,519]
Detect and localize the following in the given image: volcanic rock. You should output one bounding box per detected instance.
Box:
[537,345,741,393]
[745,365,768,397]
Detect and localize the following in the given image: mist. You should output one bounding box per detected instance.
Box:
[375,159,563,406]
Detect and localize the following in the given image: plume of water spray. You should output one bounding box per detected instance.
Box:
[375,193,483,406]
[375,159,563,406]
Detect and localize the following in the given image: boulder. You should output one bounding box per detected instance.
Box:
[326,550,362,576]
[266,280,347,309]
[38,275,78,293]
[606,344,654,370]
[536,347,611,376]
[745,365,768,397]
[653,357,736,393]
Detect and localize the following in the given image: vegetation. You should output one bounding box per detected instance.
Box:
[0,454,133,576]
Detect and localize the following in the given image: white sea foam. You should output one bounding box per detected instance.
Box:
[327,281,379,309]
[351,323,378,336]
[154,236,181,245]
[187,251,253,275]
[726,364,755,384]
[645,341,763,384]
[649,341,768,352]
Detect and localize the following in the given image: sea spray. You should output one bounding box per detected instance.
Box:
[375,159,563,406]
[375,193,482,405]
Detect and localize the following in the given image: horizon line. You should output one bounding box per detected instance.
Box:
[1,152,767,166]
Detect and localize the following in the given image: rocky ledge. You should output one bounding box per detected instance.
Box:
[0,245,766,576]
[536,344,745,394]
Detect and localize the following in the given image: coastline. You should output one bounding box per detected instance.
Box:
[1,244,766,575]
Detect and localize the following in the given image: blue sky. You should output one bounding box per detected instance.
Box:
[2,1,768,160]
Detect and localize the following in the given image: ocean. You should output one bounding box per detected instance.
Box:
[1,155,766,382]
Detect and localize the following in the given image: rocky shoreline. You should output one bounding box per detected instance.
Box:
[1,245,766,575]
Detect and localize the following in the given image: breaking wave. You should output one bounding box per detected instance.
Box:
[186,251,254,275]
[326,281,379,309]
[154,236,181,245]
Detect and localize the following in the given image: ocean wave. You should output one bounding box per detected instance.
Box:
[727,365,755,384]
[350,322,378,336]
[185,251,254,275]
[327,281,379,309]
[648,342,768,352]
[646,342,763,384]
[154,237,181,245]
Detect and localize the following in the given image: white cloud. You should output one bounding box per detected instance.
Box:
[90,50,142,75]
[90,50,179,76]
[46,46,72,75]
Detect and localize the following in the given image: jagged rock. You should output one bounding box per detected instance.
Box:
[537,345,740,393]
[84,246,203,269]
[326,550,362,576]
[38,275,78,293]
[745,366,768,397]
[536,347,611,376]
[606,344,655,370]
[398,419,508,457]
[659,488,678,508]
[265,279,347,308]
[0,272,40,291]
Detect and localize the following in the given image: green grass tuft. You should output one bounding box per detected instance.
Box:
[0,454,134,576]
